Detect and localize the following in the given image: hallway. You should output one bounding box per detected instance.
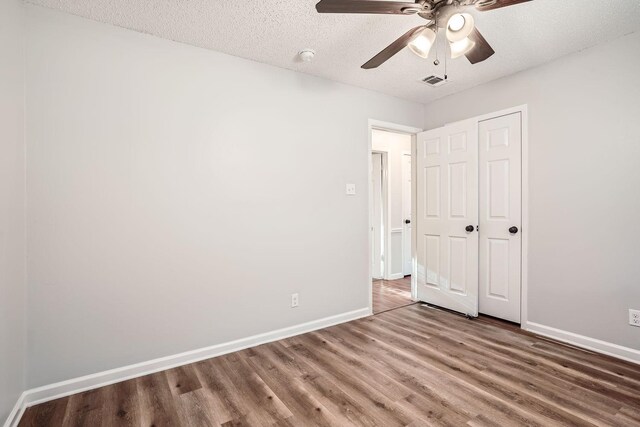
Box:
[372,276,414,314]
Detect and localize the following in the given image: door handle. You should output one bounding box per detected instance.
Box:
[465,225,475,233]
[405,219,411,224]
[509,226,519,234]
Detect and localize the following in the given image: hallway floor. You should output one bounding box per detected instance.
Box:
[372,276,414,314]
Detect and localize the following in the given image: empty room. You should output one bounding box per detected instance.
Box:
[2,0,640,426]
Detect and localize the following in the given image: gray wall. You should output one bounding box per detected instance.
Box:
[0,0,27,421]
[25,6,424,388]
[424,32,640,350]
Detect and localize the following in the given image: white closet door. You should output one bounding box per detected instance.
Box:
[479,113,522,323]
[416,119,479,317]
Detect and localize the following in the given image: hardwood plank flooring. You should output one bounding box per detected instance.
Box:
[20,304,640,426]
[372,276,414,314]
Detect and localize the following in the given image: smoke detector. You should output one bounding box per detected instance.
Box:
[299,49,315,62]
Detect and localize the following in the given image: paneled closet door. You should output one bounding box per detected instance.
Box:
[478,113,522,323]
[416,119,479,317]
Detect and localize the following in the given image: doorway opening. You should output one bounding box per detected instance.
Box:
[369,124,420,314]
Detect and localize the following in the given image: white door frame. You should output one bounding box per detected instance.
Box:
[444,105,529,328]
[368,120,423,314]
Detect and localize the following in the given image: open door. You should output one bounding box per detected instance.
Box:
[416,119,479,317]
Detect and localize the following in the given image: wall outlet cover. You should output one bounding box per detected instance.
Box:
[629,309,640,327]
[291,293,299,308]
[345,184,356,195]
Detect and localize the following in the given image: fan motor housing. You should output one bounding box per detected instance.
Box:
[435,4,465,28]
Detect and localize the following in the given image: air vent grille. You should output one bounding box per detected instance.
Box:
[421,75,448,87]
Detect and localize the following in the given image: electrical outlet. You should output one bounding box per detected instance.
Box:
[291,293,299,308]
[345,184,356,195]
[630,309,640,327]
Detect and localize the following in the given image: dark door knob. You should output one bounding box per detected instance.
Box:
[465,225,475,233]
[509,226,519,234]
[405,219,411,224]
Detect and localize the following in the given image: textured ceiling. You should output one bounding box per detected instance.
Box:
[26,0,640,104]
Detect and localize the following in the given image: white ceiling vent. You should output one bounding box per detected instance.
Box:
[421,75,449,87]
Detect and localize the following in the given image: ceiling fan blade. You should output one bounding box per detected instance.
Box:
[465,28,495,64]
[316,0,422,15]
[475,0,532,12]
[362,25,426,69]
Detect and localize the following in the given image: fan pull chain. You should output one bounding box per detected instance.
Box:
[444,38,448,80]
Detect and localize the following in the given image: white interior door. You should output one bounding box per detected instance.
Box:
[371,153,383,279]
[416,119,479,316]
[479,113,522,322]
[402,154,412,276]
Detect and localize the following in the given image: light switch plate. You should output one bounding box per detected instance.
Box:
[346,184,356,195]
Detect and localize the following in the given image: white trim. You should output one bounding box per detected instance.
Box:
[368,119,423,310]
[472,105,528,124]
[3,392,27,427]
[410,135,418,301]
[520,106,530,329]
[7,307,369,425]
[369,120,423,136]
[525,322,640,365]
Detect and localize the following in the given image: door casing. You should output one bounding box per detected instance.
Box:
[368,120,423,314]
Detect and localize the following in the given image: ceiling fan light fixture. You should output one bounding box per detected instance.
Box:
[408,27,437,59]
[446,13,475,42]
[448,14,465,32]
[450,37,476,59]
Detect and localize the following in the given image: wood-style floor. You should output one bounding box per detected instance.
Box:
[372,276,414,314]
[20,304,640,427]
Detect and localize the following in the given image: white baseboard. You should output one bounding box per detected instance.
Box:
[385,273,405,280]
[3,392,27,427]
[525,322,640,365]
[7,307,369,426]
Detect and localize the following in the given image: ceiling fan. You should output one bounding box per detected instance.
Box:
[315,0,532,69]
